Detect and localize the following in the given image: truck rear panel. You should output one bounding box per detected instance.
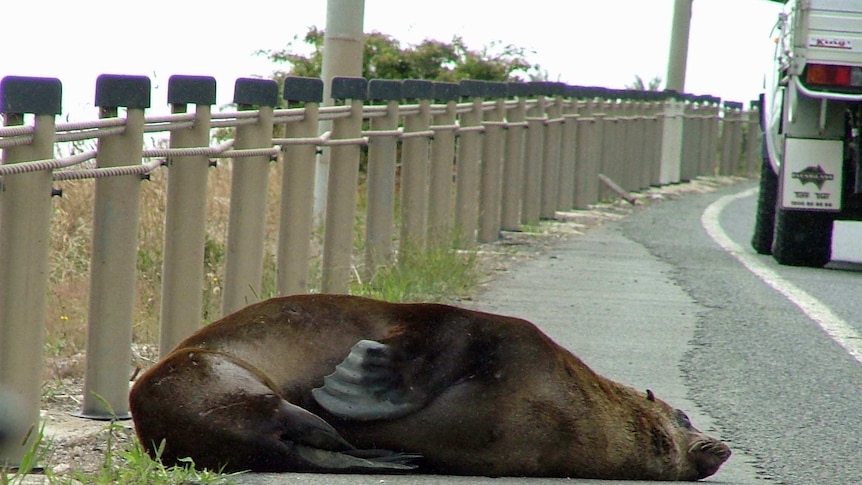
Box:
[798,0,862,67]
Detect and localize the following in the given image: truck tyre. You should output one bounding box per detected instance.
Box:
[771,208,833,267]
[751,159,778,254]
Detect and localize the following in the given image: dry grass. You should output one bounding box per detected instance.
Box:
[43,158,289,378]
[41,151,478,381]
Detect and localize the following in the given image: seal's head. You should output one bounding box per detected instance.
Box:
[644,389,732,481]
[678,416,732,480]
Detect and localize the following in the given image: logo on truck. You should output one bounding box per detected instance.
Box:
[809,37,853,50]
[791,165,834,190]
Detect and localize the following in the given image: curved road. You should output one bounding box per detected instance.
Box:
[621,181,862,484]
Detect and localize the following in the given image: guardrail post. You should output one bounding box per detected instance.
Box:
[221,78,277,316]
[454,80,484,246]
[639,95,658,189]
[611,96,629,192]
[639,97,657,189]
[0,76,61,465]
[80,74,150,419]
[521,82,545,225]
[277,77,324,295]
[719,101,744,175]
[636,97,650,190]
[679,96,698,182]
[692,98,708,177]
[363,79,401,280]
[697,97,714,177]
[428,82,459,244]
[321,77,366,293]
[744,99,761,176]
[659,95,684,184]
[695,97,713,177]
[478,81,507,243]
[400,80,433,249]
[158,75,216,358]
[645,97,664,187]
[540,83,563,219]
[696,96,721,176]
[632,96,651,191]
[620,96,645,192]
[573,93,603,209]
[500,83,528,231]
[599,97,621,200]
[705,97,722,176]
[557,86,579,210]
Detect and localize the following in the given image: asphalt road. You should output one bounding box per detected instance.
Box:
[238,180,862,484]
[619,180,862,484]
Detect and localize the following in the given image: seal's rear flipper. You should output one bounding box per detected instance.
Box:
[275,400,355,451]
[273,398,422,472]
[312,340,426,421]
[295,445,420,472]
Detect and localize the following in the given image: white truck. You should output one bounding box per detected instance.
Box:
[752,0,862,266]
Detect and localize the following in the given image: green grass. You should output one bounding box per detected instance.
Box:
[351,234,480,303]
[518,223,545,234]
[0,392,242,485]
[1,419,238,485]
[1,423,52,485]
[66,428,238,485]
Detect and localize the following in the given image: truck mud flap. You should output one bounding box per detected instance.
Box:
[780,138,843,212]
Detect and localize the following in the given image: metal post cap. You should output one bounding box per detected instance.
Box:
[0,76,62,115]
[95,74,151,109]
[168,75,216,106]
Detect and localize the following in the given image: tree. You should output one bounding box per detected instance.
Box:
[626,75,663,91]
[258,27,543,85]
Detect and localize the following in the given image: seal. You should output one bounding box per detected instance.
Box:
[129,294,731,479]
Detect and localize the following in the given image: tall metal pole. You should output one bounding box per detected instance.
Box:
[314,0,365,222]
[666,0,693,92]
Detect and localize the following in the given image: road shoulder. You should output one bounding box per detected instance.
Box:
[471,214,761,484]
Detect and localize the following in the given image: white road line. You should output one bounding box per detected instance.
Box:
[701,187,862,365]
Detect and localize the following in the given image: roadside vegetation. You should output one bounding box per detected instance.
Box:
[3,29,540,484]
[1,421,235,485]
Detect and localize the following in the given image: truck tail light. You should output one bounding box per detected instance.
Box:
[804,63,862,88]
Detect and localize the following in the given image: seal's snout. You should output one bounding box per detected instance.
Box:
[689,436,732,480]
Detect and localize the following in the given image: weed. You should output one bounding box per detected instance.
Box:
[352,233,480,302]
[0,423,52,485]
[64,426,238,485]
[202,233,226,322]
[519,223,546,234]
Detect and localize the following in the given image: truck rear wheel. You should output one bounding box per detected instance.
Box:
[751,159,778,254]
[771,209,833,267]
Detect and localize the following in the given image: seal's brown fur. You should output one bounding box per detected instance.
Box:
[129,294,730,479]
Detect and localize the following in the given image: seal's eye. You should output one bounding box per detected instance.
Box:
[675,409,693,429]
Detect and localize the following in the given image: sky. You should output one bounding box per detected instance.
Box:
[0,0,784,121]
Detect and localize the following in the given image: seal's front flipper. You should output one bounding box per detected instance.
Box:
[312,340,427,421]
